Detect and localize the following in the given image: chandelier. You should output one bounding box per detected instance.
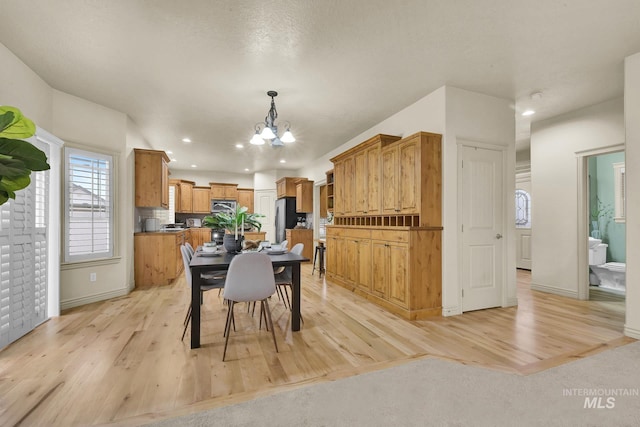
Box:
[250,90,295,146]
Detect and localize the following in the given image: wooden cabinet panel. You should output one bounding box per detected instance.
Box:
[237,188,254,212]
[319,185,327,218]
[356,239,371,293]
[354,150,367,215]
[381,145,398,214]
[243,231,266,241]
[388,243,409,308]
[192,187,211,213]
[333,162,344,215]
[342,157,355,216]
[326,231,343,280]
[366,145,381,214]
[285,229,313,261]
[179,181,194,213]
[135,149,170,208]
[134,231,185,287]
[276,177,302,199]
[326,170,334,213]
[398,138,419,214]
[210,183,238,200]
[190,228,211,249]
[296,180,313,213]
[371,240,388,298]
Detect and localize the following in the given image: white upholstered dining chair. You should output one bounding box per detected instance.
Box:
[222,252,278,361]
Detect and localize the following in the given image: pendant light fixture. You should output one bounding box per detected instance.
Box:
[250,91,295,146]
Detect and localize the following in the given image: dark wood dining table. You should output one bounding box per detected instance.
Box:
[189,248,309,349]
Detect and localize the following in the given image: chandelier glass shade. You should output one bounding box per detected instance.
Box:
[250,91,295,146]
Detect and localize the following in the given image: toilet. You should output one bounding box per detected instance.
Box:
[588,237,626,292]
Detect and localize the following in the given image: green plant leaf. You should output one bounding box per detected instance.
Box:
[0,106,36,139]
[0,174,31,193]
[0,111,14,132]
[0,138,50,171]
[0,156,29,178]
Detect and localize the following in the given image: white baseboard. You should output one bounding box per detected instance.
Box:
[623,325,640,340]
[530,282,578,298]
[442,306,462,316]
[504,297,518,307]
[60,286,131,311]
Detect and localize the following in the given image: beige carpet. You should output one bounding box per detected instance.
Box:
[147,342,640,426]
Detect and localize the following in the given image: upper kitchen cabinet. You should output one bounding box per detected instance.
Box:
[135,149,170,208]
[325,170,334,213]
[276,177,303,199]
[192,186,212,213]
[170,179,194,213]
[381,132,441,225]
[210,182,238,200]
[296,179,314,213]
[237,188,254,212]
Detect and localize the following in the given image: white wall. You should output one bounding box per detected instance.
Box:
[52,90,136,308]
[0,43,53,129]
[624,53,640,338]
[530,98,625,297]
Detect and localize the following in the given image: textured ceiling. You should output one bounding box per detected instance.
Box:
[1,0,639,173]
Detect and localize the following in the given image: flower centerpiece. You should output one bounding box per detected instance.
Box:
[202,205,264,253]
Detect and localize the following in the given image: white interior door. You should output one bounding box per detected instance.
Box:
[461,145,504,312]
[255,189,276,242]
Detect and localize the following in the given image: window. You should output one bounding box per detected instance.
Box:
[64,147,114,262]
[515,189,531,228]
[613,162,625,223]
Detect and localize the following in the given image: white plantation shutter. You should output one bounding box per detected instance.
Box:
[0,141,50,349]
[64,148,113,262]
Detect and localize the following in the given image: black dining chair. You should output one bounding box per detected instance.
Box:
[180,245,225,341]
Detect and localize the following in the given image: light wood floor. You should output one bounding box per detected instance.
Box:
[0,268,633,426]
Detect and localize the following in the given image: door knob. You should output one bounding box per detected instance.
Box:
[496,233,503,239]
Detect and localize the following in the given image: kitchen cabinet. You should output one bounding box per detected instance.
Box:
[276,177,304,199]
[325,169,334,213]
[326,226,441,320]
[210,183,238,200]
[333,158,354,216]
[190,227,212,249]
[380,132,442,224]
[192,186,211,213]
[285,228,313,261]
[237,188,254,212]
[170,179,194,213]
[319,185,327,218]
[331,134,400,218]
[134,230,186,286]
[243,231,266,241]
[135,149,170,208]
[296,179,314,213]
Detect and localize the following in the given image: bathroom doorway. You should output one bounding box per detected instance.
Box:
[582,148,626,302]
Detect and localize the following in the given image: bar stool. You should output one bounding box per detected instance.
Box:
[312,242,326,277]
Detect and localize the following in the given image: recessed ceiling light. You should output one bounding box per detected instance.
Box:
[244,168,250,172]
[236,144,244,148]
[522,110,535,117]
[191,164,197,168]
[182,138,191,143]
[530,91,543,101]
[166,150,173,154]
[171,158,177,162]
[280,159,286,163]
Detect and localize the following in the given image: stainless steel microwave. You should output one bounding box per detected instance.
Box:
[211,199,237,214]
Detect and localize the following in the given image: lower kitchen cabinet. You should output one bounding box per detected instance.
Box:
[286,229,313,261]
[326,226,441,320]
[189,228,212,249]
[134,231,186,286]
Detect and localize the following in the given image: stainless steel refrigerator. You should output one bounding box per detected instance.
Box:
[275,197,297,243]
